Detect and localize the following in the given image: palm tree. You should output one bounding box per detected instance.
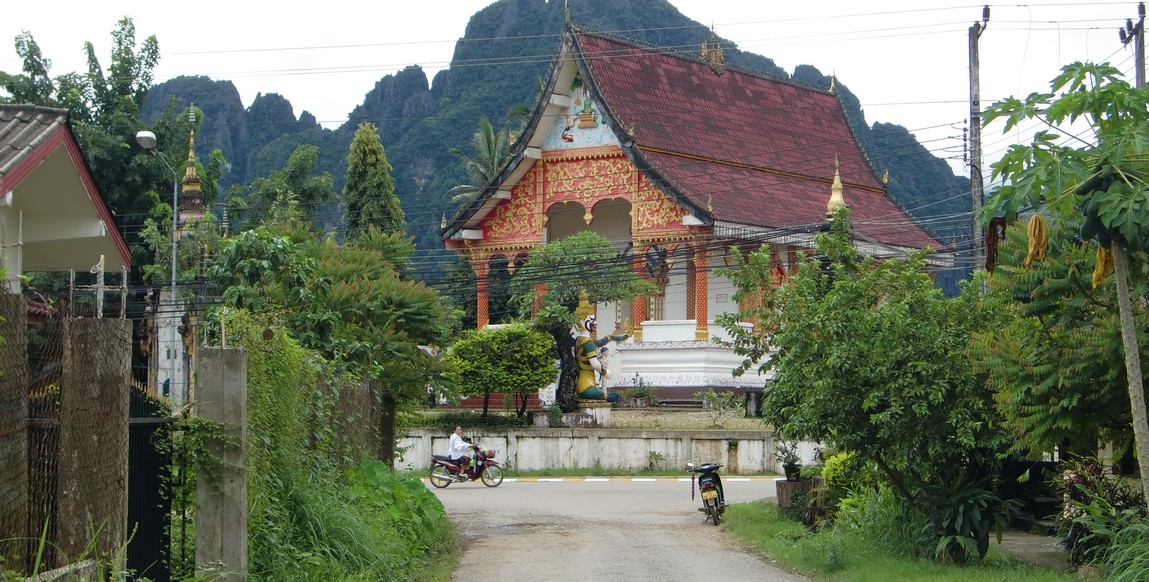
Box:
[448,117,512,206]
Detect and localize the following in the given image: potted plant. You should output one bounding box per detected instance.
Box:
[775,439,802,481]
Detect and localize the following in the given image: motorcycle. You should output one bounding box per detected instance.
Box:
[429,444,504,488]
[687,462,726,525]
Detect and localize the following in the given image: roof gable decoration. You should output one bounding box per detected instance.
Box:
[542,72,620,151]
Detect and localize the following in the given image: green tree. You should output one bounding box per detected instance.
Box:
[0,32,53,103]
[969,219,1142,457]
[717,211,1011,560]
[445,323,555,417]
[210,218,451,466]
[509,231,654,413]
[982,62,1149,504]
[447,117,512,206]
[343,121,404,240]
[232,144,336,228]
[2,19,163,275]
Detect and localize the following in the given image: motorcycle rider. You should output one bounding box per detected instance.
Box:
[448,426,475,475]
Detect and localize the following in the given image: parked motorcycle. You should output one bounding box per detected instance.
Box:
[687,462,726,525]
[429,445,504,488]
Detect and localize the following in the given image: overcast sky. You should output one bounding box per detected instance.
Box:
[2,1,1143,178]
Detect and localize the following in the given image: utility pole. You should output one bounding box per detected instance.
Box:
[1119,2,1146,88]
[969,5,989,271]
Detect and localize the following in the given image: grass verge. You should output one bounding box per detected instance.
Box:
[722,500,1079,582]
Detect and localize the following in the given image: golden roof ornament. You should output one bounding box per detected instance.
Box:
[699,31,726,74]
[826,156,846,217]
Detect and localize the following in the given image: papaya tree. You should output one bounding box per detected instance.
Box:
[982,62,1149,505]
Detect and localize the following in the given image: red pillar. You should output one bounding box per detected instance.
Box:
[693,245,708,341]
[474,260,489,330]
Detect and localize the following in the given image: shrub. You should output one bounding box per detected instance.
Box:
[1055,457,1147,566]
[694,388,740,427]
[836,486,931,559]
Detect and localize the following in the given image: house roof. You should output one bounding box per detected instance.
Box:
[0,105,131,277]
[444,27,942,253]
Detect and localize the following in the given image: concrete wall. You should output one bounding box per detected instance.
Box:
[399,428,819,475]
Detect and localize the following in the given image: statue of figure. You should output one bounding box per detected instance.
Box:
[573,291,627,402]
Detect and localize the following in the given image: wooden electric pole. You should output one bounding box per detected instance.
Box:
[969,5,989,271]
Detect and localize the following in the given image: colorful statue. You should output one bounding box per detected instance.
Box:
[573,291,627,402]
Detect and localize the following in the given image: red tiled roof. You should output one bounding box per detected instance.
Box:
[573,30,941,250]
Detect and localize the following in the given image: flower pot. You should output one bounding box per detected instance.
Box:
[783,462,802,482]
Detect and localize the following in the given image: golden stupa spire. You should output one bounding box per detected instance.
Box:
[826,156,846,218]
[179,106,205,225]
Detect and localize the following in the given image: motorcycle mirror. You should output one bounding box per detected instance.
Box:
[686,463,695,470]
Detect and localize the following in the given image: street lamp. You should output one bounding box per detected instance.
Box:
[136,129,179,398]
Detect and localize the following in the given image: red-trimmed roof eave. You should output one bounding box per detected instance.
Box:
[568,27,712,223]
[0,122,132,269]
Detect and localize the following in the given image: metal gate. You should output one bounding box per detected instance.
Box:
[127,388,173,582]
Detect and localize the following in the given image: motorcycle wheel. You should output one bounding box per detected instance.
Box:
[429,465,452,489]
[480,465,504,487]
[705,499,721,526]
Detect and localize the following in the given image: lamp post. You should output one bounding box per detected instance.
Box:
[135,129,180,398]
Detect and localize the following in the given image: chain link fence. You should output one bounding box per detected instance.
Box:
[1,290,131,574]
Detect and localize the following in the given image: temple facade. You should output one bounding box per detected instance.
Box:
[442,26,947,398]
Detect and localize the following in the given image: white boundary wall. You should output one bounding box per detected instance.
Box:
[399,428,820,475]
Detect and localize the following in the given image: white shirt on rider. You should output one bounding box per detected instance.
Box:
[449,432,471,460]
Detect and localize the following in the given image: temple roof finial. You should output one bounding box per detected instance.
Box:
[827,156,846,218]
[699,29,726,75]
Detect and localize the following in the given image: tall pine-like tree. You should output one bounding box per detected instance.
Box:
[343,121,404,240]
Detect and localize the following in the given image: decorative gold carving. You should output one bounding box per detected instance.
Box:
[545,157,635,212]
[633,180,683,231]
[486,165,542,241]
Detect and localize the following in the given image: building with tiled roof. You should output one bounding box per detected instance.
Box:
[0,105,130,291]
[442,25,949,397]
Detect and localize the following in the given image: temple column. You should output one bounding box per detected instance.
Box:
[693,244,709,341]
[631,247,648,341]
[473,259,489,330]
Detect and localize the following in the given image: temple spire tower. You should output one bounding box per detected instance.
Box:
[179,107,205,231]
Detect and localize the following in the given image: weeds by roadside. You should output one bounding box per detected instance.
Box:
[722,501,1077,582]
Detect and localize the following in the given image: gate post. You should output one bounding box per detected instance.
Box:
[195,347,247,580]
[58,317,130,567]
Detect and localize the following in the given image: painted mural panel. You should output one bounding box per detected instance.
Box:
[542,73,621,151]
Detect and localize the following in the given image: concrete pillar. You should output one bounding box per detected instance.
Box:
[58,318,130,566]
[0,294,27,566]
[195,347,247,581]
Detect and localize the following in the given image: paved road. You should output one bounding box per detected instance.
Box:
[428,476,809,582]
